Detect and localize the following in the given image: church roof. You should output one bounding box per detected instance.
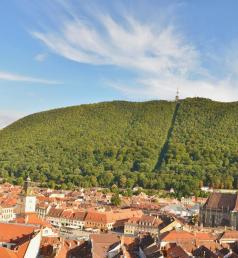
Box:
[203,192,238,211]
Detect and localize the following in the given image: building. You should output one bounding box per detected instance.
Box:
[47,208,86,229]
[36,202,51,219]
[200,192,238,229]
[138,234,165,257]
[124,215,162,236]
[85,209,143,231]
[0,223,42,258]
[167,245,190,258]
[90,234,121,258]
[219,230,238,244]
[90,234,139,258]
[0,204,15,222]
[0,197,16,223]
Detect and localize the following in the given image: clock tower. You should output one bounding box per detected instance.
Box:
[20,176,36,213]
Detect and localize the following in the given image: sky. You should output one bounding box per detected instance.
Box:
[1,0,238,127]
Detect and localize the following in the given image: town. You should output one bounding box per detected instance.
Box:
[1,0,238,257]
[0,177,238,257]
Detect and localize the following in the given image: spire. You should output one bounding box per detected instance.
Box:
[23,175,34,196]
[175,88,179,102]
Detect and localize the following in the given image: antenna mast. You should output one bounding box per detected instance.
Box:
[175,88,179,101]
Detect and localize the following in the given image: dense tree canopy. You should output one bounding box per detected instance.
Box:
[0,101,174,189]
[1,98,238,197]
[162,98,238,192]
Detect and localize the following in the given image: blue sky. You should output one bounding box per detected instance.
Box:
[1,0,238,127]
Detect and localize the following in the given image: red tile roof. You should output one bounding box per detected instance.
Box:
[15,213,51,227]
[48,208,64,217]
[194,232,216,241]
[0,223,36,243]
[161,230,194,242]
[167,245,190,258]
[127,215,162,226]
[220,230,238,240]
[90,234,121,258]
[85,209,142,224]
[14,239,31,258]
[0,247,18,258]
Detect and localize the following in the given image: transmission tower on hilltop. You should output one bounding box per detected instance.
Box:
[175,88,179,102]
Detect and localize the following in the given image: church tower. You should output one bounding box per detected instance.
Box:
[175,88,179,102]
[20,176,36,213]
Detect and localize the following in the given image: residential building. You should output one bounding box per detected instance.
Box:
[167,245,190,258]
[0,223,42,258]
[36,202,51,219]
[90,234,139,258]
[90,234,121,258]
[47,208,86,229]
[124,215,162,236]
[85,209,142,231]
[0,205,15,222]
[159,229,217,252]
[138,235,162,258]
[219,230,238,244]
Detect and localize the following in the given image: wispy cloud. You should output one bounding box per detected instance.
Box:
[0,110,26,129]
[0,71,61,84]
[35,53,48,62]
[31,1,238,102]
[111,77,238,102]
[32,15,198,76]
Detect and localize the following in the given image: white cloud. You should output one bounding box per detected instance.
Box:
[32,16,198,76]
[35,53,48,62]
[111,77,238,102]
[31,2,238,102]
[0,111,25,129]
[0,71,61,85]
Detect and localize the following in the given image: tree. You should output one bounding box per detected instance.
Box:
[119,175,127,188]
[111,193,121,206]
[48,180,56,189]
[111,184,119,193]
[16,177,24,186]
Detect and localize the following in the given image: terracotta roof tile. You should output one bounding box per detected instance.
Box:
[167,245,190,258]
[0,247,18,258]
[192,245,218,258]
[90,234,121,258]
[221,230,238,240]
[161,230,194,242]
[0,223,36,243]
[15,213,51,227]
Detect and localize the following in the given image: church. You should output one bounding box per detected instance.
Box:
[200,192,238,229]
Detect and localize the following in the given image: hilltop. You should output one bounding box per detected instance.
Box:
[0,98,238,196]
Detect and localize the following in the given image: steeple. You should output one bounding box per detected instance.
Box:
[23,175,34,196]
[175,88,179,102]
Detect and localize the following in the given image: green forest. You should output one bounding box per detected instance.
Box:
[0,98,238,197]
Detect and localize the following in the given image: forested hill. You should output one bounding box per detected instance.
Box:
[1,98,238,196]
[0,101,176,189]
